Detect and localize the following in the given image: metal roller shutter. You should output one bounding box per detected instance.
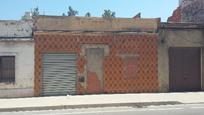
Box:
[42,53,77,96]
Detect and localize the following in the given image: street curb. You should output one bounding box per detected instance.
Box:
[0,101,182,112]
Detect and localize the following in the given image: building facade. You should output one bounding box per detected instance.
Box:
[158,23,204,92]
[34,16,159,96]
[164,0,204,92]
[0,20,34,98]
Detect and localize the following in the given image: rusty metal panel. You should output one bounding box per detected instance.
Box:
[169,47,201,92]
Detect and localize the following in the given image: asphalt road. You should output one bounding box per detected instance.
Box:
[1,103,204,115]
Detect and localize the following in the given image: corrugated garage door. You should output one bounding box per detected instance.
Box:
[42,53,77,96]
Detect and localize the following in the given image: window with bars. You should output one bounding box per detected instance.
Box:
[0,56,15,83]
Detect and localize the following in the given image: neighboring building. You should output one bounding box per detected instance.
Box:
[167,6,181,23]
[179,0,194,7]
[34,16,160,96]
[158,23,204,92]
[0,20,34,98]
[164,0,204,92]
[168,0,204,23]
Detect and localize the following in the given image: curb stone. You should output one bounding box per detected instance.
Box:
[0,101,182,112]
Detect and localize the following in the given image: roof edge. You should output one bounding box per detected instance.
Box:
[35,16,160,32]
[159,22,204,29]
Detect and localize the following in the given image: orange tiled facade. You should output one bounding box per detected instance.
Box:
[34,32,158,96]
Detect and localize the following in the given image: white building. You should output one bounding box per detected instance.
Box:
[0,20,34,98]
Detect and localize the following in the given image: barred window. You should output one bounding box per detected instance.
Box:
[0,56,15,83]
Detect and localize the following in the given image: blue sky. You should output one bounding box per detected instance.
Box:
[0,0,178,22]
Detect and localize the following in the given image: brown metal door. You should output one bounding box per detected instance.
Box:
[169,47,201,92]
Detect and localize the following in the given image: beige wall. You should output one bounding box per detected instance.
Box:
[35,16,159,32]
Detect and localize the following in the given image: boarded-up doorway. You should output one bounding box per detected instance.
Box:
[86,48,104,94]
[169,47,201,92]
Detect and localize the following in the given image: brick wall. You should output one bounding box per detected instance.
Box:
[181,0,204,22]
[168,7,181,22]
[169,0,204,23]
[34,32,158,96]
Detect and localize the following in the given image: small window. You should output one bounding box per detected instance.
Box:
[0,56,15,83]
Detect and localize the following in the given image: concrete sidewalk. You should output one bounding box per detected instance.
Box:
[1,92,204,112]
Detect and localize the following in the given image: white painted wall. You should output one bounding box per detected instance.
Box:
[0,20,34,98]
[0,20,33,37]
[0,40,34,98]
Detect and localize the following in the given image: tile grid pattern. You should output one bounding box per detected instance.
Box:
[34,32,158,96]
